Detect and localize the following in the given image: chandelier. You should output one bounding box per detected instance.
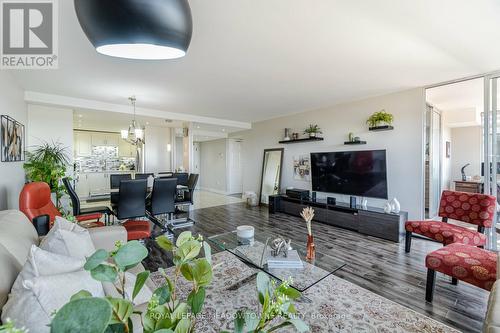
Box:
[121,96,144,145]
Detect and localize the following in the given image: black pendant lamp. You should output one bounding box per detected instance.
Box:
[74,0,192,60]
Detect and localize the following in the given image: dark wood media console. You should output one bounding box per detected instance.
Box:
[269,195,408,242]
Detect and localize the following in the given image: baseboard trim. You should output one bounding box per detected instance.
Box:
[199,187,229,195]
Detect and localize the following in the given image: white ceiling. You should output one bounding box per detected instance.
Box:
[10,0,500,123]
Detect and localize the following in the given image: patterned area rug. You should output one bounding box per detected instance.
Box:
[150,252,459,333]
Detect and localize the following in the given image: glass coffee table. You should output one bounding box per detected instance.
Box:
[208,230,346,291]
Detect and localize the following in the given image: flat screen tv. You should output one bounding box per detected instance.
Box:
[310,150,388,199]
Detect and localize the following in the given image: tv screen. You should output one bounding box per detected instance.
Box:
[311,150,388,199]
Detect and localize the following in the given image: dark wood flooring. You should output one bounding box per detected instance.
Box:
[142,203,489,333]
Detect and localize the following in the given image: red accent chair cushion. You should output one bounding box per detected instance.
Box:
[122,220,151,241]
[405,221,487,246]
[75,213,103,223]
[439,190,496,227]
[426,243,497,291]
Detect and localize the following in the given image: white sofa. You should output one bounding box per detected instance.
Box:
[484,263,500,333]
[0,209,152,331]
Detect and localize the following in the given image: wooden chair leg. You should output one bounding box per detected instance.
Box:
[451,277,458,285]
[426,269,436,302]
[405,231,412,253]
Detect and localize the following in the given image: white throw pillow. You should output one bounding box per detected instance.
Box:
[2,270,104,333]
[102,272,153,306]
[11,245,85,293]
[40,216,96,258]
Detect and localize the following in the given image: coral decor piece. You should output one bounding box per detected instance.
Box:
[301,207,315,260]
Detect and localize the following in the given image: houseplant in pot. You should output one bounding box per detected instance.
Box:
[303,125,322,138]
[366,110,394,130]
[23,141,70,211]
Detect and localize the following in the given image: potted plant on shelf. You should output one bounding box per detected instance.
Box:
[303,125,322,138]
[366,110,394,130]
[23,141,70,211]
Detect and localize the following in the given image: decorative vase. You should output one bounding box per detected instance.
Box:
[284,128,291,141]
[306,234,315,260]
[309,132,316,138]
[391,198,400,213]
[384,202,392,214]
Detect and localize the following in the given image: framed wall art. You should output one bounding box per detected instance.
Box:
[1,115,25,162]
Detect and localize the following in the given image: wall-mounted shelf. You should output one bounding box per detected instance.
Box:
[369,125,394,132]
[279,137,324,144]
[344,141,367,145]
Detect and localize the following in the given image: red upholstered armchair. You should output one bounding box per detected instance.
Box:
[19,182,104,229]
[405,190,496,253]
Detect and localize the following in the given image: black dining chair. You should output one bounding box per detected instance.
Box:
[172,172,189,186]
[110,179,151,241]
[146,178,177,237]
[62,177,112,223]
[172,173,199,229]
[135,173,154,180]
[110,173,132,206]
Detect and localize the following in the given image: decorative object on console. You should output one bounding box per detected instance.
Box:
[384,202,392,214]
[74,0,192,60]
[292,132,299,140]
[300,207,316,260]
[236,225,255,245]
[344,133,366,145]
[293,154,311,181]
[390,198,401,213]
[361,198,368,209]
[283,128,291,141]
[1,115,24,162]
[461,163,470,181]
[367,109,394,131]
[304,124,323,138]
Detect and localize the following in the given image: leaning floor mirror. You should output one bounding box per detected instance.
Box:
[259,148,284,205]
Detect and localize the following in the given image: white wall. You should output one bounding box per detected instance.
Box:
[144,126,171,173]
[200,139,227,193]
[0,73,27,210]
[450,126,482,184]
[234,88,425,219]
[27,104,74,162]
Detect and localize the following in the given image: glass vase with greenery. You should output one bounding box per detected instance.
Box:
[366,110,394,128]
[23,141,70,211]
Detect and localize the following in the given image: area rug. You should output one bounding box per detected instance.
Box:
[150,252,459,333]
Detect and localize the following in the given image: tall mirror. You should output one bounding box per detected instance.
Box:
[259,148,284,205]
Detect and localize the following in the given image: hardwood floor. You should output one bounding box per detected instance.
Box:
[142,203,489,333]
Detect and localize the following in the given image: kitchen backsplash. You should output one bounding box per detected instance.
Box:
[75,146,136,172]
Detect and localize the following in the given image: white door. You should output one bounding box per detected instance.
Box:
[228,139,243,194]
[192,142,201,189]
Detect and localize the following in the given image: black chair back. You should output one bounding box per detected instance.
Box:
[173,173,189,186]
[149,178,177,216]
[187,174,199,190]
[135,173,154,180]
[110,173,132,189]
[116,179,147,220]
[62,177,80,215]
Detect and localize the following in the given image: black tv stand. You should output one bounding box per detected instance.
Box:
[269,195,408,242]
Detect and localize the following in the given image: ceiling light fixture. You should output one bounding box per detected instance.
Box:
[121,96,144,145]
[74,0,193,60]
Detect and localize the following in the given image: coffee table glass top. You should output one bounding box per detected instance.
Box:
[208,230,346,291]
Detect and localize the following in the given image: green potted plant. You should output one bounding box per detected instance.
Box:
[366,110,394,130]
[303,125,322,138]
[23,141,70,211]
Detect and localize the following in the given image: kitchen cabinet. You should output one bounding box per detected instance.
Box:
[74,132,92,157]
[87,173,110,196]
[90,133,120,147]
[119,139,136,157]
